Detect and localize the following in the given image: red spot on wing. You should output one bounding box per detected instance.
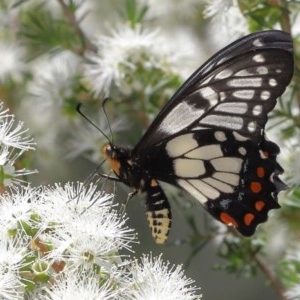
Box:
[255,200,265,211]
[250,182,262,193]
[220,212,238,228]
[244,213,255,226]
[256,167,265,178]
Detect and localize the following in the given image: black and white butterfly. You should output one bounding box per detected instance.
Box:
[101,30,294,244]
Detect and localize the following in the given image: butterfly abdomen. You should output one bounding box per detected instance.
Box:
[145,180,172,244]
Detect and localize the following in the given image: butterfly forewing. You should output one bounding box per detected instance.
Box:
[132,30,293,155]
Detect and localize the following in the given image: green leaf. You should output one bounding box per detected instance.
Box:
[125,0,148,28]
[19,6,82,58]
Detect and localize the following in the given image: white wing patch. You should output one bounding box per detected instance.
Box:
[174,159,205,177]
[165,133,198,157]
[185,144,223,160]
[167,132,244,205]
[211,157,243,172]
[198,87,218,105]
[215,102,248,114]
[201,115,244,130]
[202,177,234,193]
[232,90,255,100]
[213,172,240,185]
[253,54,265,63]
[177,179,208,204]
[215,68,233,79]
[253,38,264,47]
[260,90,271,100]
[214,131,227,142]
[158,101,205,137]
[188,179,221,199]
[252,105,262,116]
[227,77,262,87]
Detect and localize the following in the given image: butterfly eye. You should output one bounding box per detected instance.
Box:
[102,143,113,159]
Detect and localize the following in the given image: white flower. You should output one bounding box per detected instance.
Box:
[0,187,40,232]
[0,183,137,297]
[267,111,300,188]
[38,182,114,224]
[40,272,117,300]
[0,272,24,300]
[0,234,27,300]
[21,51,81,152]
[0,156,37,187]
[28,51,80,109]
[123,254,202,300]
[203,0,248,44]
[286,284,300,300]
[0,102,36,188]
[278,135,300,187]
[0,41,27,83]
[84,24,177,97]
[0,114,35,151]
[145,0,200,22]
[38,182,135,272]
[0,102,10,118]
[46,211,134,273]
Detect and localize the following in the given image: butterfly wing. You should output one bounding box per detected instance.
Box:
[132,30,293,156]
[132,30,293,236]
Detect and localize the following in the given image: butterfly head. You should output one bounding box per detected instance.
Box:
[102,143,121,176]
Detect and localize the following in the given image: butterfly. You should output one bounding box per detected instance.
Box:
[101,30,294,244]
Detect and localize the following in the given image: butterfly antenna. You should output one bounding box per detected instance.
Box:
[102,97,113,144]
[76,103,112,144]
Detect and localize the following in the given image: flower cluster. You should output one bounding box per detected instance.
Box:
[0,102,36,190]
[203,0,247,43]
[0,1,299,299]
[84,24,180,97]
[123,254,201,300]
[0,182,202,299]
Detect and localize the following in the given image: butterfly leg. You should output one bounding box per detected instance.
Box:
[145,179,172,244]
[97,172,121,182]
[119,189,138,215]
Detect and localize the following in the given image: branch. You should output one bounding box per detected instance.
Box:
[56,0,96,54]
[254,254,287,300]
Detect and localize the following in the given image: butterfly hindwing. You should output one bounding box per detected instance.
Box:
[205,135,285,235]
[140,129,286,235]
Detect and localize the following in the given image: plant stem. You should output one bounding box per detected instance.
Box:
[254,254,287,300]
[56,0,96,54]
